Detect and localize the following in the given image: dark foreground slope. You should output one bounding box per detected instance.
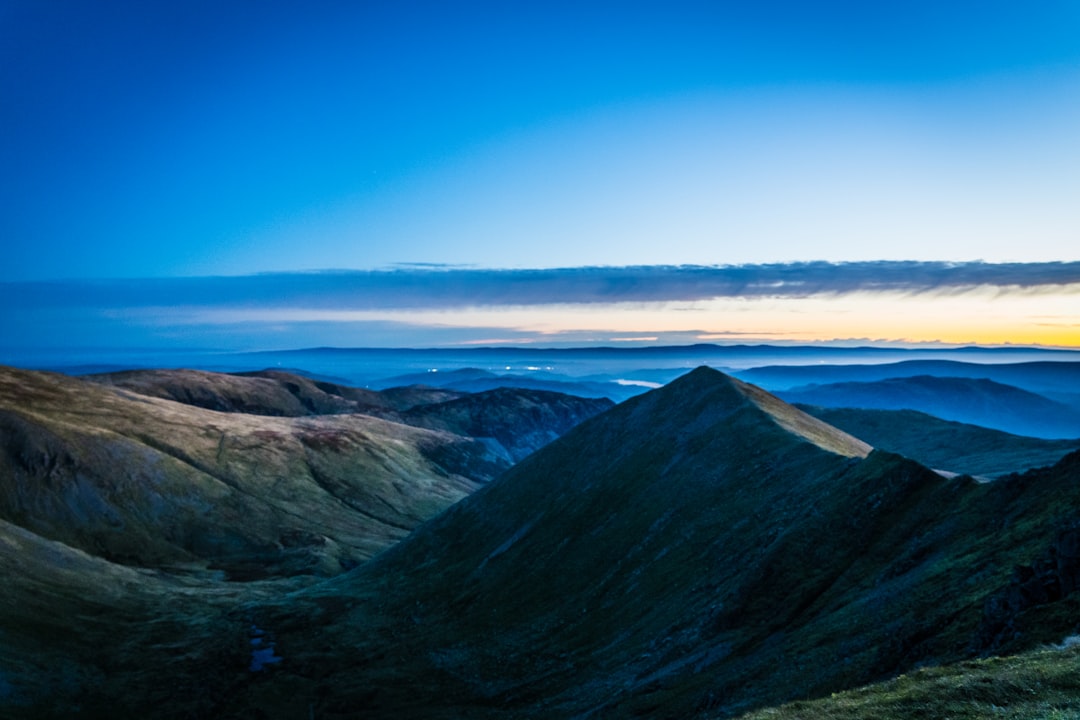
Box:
[800,405,1080,477]
[220,368,1080,719]
[778,375,1080,439]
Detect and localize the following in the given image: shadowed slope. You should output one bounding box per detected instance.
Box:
[403,387,615,462]
[0,516,271,717]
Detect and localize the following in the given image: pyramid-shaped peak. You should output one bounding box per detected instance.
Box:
[659,366,871,458]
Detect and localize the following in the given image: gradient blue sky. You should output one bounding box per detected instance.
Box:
[2,1,1080,351]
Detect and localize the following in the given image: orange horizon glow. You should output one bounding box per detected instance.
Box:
[135,287,1080,349]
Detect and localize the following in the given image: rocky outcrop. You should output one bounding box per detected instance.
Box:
[976,520,1080,652]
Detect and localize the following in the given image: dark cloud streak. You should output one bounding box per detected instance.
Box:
[4,261,1080,312]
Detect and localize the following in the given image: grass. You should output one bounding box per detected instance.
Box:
[736,644,1080,720]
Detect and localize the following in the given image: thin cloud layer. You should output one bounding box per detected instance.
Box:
[5,261,1080,312]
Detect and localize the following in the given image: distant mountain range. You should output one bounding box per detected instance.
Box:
[777,375,1080,439]
[737,358,1080,396]
[372,367,650,402]
[798,405,1080,477]
[3,363,1080,718]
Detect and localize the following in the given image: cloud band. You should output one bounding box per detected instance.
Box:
[5,261,1080,312]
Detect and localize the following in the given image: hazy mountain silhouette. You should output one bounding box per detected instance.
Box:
[800,405,1080,477]
[375,367,648,401]
[778,375,1080,439]
[738,359,1080,397]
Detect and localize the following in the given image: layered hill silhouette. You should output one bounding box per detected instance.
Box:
[737,359,1080,397]
[777,375,1080,439]
[800,405,1080,477]
[6,366,1080,718]
[373,367,648,402]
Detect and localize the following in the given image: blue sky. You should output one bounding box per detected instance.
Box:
[2,1,1080,351]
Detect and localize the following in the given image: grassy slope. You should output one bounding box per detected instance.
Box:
[734,642,1080,720]
[0,365,503,576]
[800,405,1080,477]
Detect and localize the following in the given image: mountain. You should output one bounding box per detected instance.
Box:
[9,366,1080,718]
[737,359,1080,397]
[0,365,505,578]
[777,375,1080,439]
[88,367,394,417]
[217,368,1080,719]
[377,384,469,411]
[799,405,1080,477]
[403,387,615,462]
[374,367,648,402]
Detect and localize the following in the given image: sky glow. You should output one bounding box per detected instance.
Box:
[2,1,1079,351]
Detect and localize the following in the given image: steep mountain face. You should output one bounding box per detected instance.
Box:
[778,375,1080,439]
[403,387,615,462]
[218,368,1080,719]
[0,366,504,577]
[89,368,394,417]
[800,405,1080,477]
